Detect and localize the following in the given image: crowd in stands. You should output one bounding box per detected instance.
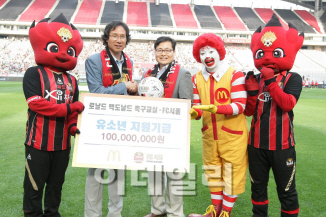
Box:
[71,39,202,76]
[0,37,34,76]
[1,36,326,83]
[125,41,155,63]
[0,61,31,75]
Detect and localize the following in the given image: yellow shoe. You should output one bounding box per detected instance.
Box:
[219,209,231,217]
[188,204,222,217]
[204,205,217,217]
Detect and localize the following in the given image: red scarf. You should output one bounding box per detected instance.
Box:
[100,49,132,87]
[144,61,180,98]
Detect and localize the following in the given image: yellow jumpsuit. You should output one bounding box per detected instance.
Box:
[195,66,248,195]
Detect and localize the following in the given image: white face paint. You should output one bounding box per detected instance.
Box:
[199,46,221,73]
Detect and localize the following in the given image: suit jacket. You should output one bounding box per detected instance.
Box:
[86,53,133,94]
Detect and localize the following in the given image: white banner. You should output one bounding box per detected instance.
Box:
[72,93,191,172]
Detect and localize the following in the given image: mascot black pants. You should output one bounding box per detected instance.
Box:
[23,145,70,217]
[248,145,299,217]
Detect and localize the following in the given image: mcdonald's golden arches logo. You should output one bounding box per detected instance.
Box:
[214,88,230,104]
[107,150,121,162]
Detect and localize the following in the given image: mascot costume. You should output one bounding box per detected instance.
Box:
[244,14,303,217]
[22,14,84,217]
[188,33,248,217]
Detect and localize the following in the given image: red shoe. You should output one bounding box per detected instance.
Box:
[218,209,231,217]
[188,204,222,217]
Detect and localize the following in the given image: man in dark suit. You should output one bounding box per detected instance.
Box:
[142,36,193,217]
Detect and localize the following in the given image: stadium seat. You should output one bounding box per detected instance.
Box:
[19,0,56,22]
[274,9,315,33]
[213,6,247,31]
[234,7,265,31]
[295,10,322,33]
[295,50,326,70]
[74,0,102,25]
[194,5,223,29]
[0,0,8,8]
[127,1,148,27]
[150,3,173,27]
[0,0,32,21]
[320,10,326,33]
[171,4,198,29]
[254,8,288,29]
[100,1,124,24]
[48,0,78,22]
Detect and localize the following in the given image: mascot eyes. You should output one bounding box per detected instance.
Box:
[67,47,76,57]
[255,49,264,59]
[273,48,285,58]
[46,42,59,53]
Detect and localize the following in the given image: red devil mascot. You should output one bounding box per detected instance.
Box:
[22,14,84,217]
[245,14,303,217]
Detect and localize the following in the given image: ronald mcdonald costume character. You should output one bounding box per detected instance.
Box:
[244,14,303,217]
[22,14,84,217]
[188,33,248,217]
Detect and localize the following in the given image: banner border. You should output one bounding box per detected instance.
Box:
[72,93,191,172]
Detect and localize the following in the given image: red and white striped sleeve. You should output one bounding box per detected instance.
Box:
[217,70,247,115]
[192,74,201,106]
[229,70,247,114]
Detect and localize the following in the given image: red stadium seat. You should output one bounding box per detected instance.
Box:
[0,0,7,7]
[254,8,289,30]
[74,0,102,25]
[213,6,246,31]
[127,2,148,27]
[295,10,321,33]
[171,4,198,28]
[19,0,56,22]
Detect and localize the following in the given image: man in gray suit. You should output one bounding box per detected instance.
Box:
[85,21,137,217]
[142,36,193,217]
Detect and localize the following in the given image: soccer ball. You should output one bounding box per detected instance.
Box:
[138,77,164,97]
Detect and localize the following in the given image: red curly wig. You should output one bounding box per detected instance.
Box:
[193,33,226,63]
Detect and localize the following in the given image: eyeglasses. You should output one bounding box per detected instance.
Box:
[109,34,127,41]
[155,49,174,54]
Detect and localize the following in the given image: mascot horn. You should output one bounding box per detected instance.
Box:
[29,13,83,71]
[250,13,304,72]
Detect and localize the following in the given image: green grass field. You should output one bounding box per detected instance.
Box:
[0,81,325,217]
